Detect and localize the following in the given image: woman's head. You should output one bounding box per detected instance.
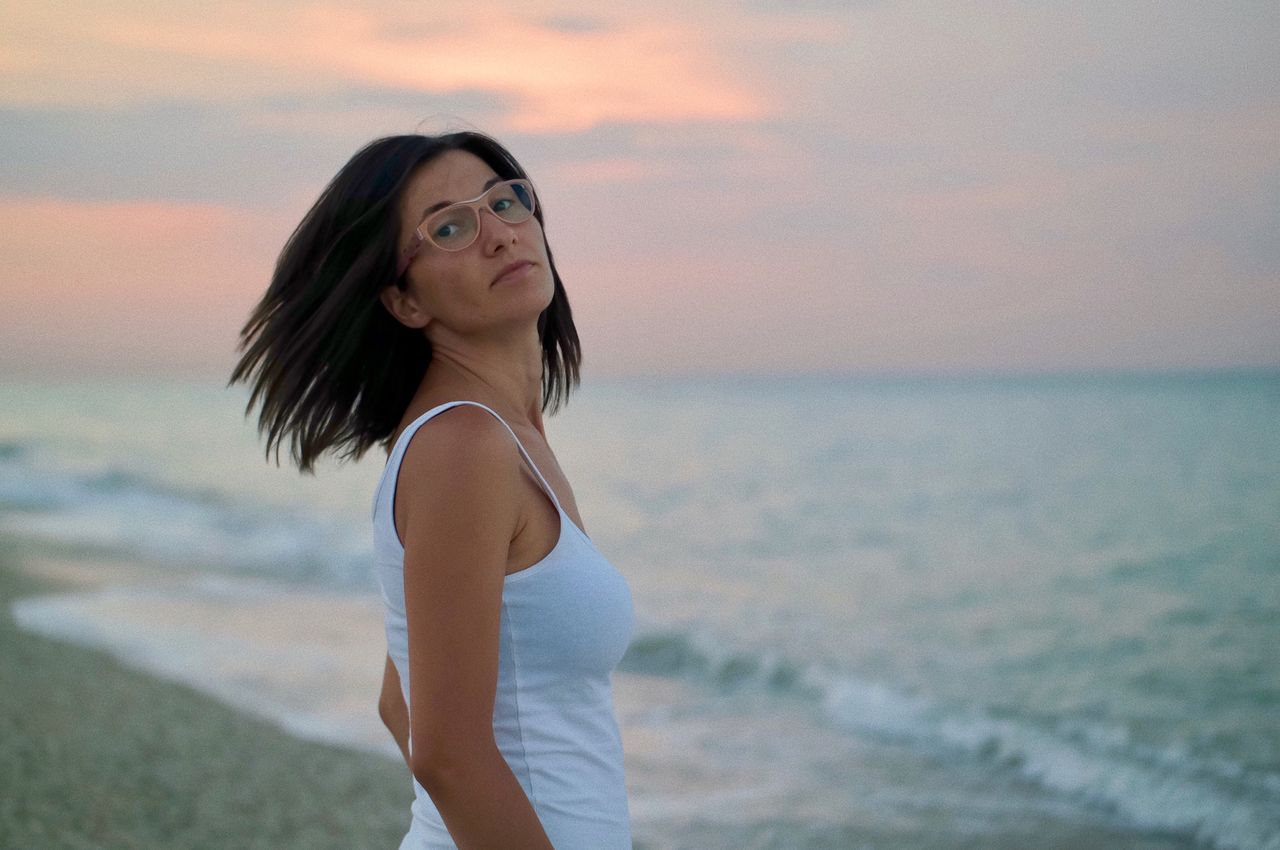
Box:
[380,148,557,341]
[229,131,581,473]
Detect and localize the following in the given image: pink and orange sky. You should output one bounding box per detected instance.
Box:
[2,0,1277,378]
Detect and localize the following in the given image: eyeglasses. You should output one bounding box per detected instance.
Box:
[397,179,537,277]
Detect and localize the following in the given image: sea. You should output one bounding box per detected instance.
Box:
[2,371,1278,850]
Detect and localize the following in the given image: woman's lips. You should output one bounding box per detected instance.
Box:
[492,260,534,285]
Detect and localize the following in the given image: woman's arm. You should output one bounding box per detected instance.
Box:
[378,653,411,770]
[396,407,555,850]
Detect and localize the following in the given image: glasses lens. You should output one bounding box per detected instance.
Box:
[423,206,479,251]
[489,180,536,223]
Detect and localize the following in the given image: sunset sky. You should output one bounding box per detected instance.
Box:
[2,0,1277,378]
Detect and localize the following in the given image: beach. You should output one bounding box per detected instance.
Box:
[4,545,1208,850]
[0,547,412,850]
[3,374,1277,849]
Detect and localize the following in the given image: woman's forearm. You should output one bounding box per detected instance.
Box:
[383,702,411,770]
[383,657,550,847]
[378,654,412,769]
[415,745,555,850]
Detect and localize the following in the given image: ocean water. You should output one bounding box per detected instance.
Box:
[2,372,1278,849]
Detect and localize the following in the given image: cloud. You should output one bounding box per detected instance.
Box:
[0,86,512,205]
[539,14,612,34]
[2,2,769,133]
[2,0,1276,375]
[0,195,288,376]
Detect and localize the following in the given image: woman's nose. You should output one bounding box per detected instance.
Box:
[478,207,518,251]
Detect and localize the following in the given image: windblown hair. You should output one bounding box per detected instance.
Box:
[229,132,581,473]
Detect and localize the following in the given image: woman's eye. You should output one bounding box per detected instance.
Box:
[434,223,458,239]
[492,198,513,213]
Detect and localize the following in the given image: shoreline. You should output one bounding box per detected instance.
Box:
[0,547,412,850]
[3,546,1209,850]
[10,552,400,759]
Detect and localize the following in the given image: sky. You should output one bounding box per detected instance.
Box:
[2,0,1278,378]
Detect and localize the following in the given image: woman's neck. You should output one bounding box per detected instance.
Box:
[417,326,546,433]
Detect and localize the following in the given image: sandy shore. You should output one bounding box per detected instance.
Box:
[6,556,700,768]
[11,555,397,757]
[1,551,759,849]
[0,548,412,850]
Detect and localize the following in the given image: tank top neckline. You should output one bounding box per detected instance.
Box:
[380,400,595,583]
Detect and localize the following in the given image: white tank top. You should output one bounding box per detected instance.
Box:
[370,400,635,850]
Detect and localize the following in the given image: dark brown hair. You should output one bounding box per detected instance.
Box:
[229,131,581,473]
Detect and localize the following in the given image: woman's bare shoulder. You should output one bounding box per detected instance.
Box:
[395,404,521,532]
[403,403,511,456]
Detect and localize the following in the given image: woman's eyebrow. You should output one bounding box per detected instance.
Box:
[419,176,504,218]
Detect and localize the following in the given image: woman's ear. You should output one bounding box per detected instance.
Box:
[379,284,431,329]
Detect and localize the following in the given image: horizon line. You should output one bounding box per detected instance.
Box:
[3,363,1277,389]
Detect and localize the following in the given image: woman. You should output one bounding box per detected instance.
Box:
[230,131,635,849]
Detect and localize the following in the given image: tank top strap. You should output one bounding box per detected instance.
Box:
[426,400,565,514]
[455,399,565,512]
[372,399,566,530]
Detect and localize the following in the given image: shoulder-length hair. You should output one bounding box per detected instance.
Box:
[229,131,581,473]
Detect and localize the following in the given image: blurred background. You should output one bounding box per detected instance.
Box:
[2,2,1278,848]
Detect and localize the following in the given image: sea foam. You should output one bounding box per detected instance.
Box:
[623,622,1280,850]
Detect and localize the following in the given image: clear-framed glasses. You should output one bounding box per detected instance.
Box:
[397,179,537,277]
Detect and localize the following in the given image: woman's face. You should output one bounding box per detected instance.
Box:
[383,149,554,336]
